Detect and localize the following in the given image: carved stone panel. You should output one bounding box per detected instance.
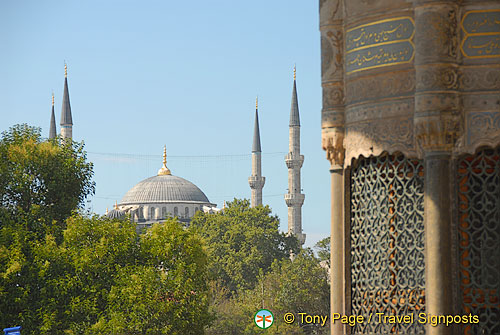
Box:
[415,6,458,64]
[416,64,459,92]
[460,66,500,92]
[345,70,415,105]
[465,110,500,150]
[319,0,341,26]
[321,29,343,81]
[345,116,416,165]
[345,0,410,19]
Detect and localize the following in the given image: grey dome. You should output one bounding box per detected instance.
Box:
[120,174,210,205]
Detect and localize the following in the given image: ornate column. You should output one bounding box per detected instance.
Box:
[319,0,345,334]
[414,1,460,334]
[325,131,345,335]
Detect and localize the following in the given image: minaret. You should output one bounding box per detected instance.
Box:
[285,66,305,245]
[248,97,265,207]
[49,93,57,139]
[60,64,73,140]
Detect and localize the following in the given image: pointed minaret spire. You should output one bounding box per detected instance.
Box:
[289,65,300,126]
[60,63,73,140]
[252,97,262,153]
[49,92,57,139]
[285,65,305,245]
[248,97,265,207]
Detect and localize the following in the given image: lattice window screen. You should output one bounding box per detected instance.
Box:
[350,154,425,334]
[458,147,500,335]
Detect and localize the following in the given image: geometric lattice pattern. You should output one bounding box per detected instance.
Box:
[457,147,500,335]
[350,154,425,334]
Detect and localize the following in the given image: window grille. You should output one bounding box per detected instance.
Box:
[457,147,500,335]
[350,154,425,334]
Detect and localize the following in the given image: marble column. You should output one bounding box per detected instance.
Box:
[319,1,345,333]
[424,152,453,335]
[330,164,344,335]
[414,1,460,334]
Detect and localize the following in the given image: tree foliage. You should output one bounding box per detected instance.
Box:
[206,250,330,335]
[314,236,330,264]
[1,215,212,334]
[190,199,299,293]
[0,124,95,238]
[0,124,96,331]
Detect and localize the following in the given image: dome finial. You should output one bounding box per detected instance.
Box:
[256,96,258,110]
[52,92,54,106]
[65,63,68,78]
[114,200,118,210]
[163,145,167,166]
[293,64,296,81]
[158,145,172,175]
[106,207,109,215]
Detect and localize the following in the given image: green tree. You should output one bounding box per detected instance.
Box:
[0,124,95,237]
[94,219,213,334]
[206,250,330,335]
[0,124,95,331]
[5,215,213,334]
[314,237,330,264]
[190,199,299,293]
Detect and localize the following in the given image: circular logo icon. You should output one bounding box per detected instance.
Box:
[254,309,274,329]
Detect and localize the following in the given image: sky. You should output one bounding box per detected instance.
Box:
[0,1,331,248]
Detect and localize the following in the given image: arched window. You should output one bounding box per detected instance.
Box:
[185,207,189,217]
[174,207,178,216]
[150,207,155,219]
[162,207,166,219]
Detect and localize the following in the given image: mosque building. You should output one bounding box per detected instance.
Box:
[112,146,216,231]
[48,65,306,242]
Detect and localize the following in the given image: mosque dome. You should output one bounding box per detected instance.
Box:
[107,208,125,219]
[106,201,126,219]
[115,146,214,229]
[119,145,212,206]
[120,174,210,205]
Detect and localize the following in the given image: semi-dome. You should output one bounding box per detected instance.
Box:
[120,174,210,205]
[107,208,125,219]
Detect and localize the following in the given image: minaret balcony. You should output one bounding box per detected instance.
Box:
[285,153,304,169]
[248,176,265,189]
[284,193,305,206]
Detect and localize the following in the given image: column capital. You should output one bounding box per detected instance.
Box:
[415,114,461,153]
[322,127,345,168]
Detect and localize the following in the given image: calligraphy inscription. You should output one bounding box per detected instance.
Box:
[461,10,500,58]
[346,17,415,74]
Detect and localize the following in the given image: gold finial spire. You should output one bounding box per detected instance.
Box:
[106,207,109,215]
[52,92,54,106]
[114,201,118,210]
[158,145,172,175]
[64,63,68,78]
[163,145,167,166]
[256,96,258,110]
[223,200,226,210]
[293,65,296,81]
